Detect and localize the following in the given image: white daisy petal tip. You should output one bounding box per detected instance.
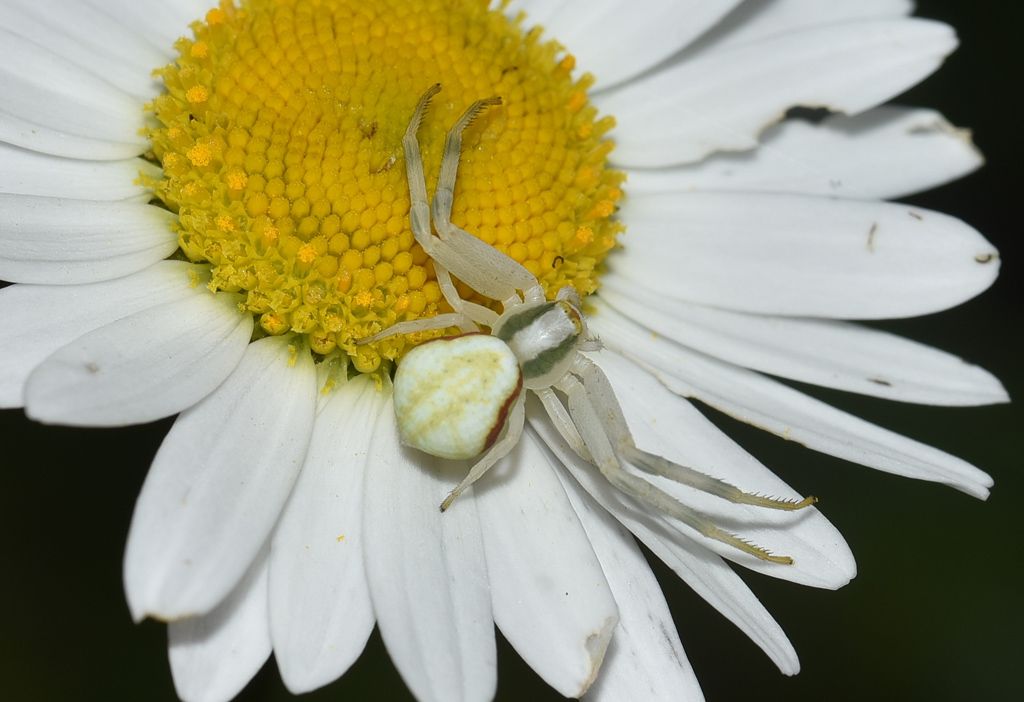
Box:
[613,193,1001,319]
[168,554,271,702]
[125,574,220,626]
[958,467,995,502]
[556,470,705,700]
[780,515,857,591]
[594,309,1000,505]
[577,615,618,697]
[731,508,859,591]
[596,291,1009,408]
[475,433,617,699]
[623,106,986,201]
[0,260,200,410]
[23,292,252,427]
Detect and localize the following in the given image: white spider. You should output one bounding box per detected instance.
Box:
[361,85,815,564]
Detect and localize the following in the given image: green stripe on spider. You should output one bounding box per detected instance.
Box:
[495,302,558,342]
[522,333,579,380]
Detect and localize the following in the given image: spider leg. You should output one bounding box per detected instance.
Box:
[571,355,816,511]
[403,84,441,261]
[401,85,480,331]
[428,97,547,306]
[440,393,525,511]
[535,388,591,461]
[556,371,795,565]
[355,313,471,345]
[434,268,500,327]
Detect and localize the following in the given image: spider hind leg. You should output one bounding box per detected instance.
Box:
[571,355,817,511]
[557,357,816,565]
[440,395,526,511]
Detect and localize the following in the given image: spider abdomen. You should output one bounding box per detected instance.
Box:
[393,334,523,460]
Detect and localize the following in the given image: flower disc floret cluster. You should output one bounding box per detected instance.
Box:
[146,0,624,372]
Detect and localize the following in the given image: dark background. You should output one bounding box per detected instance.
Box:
[1,2,1020,700]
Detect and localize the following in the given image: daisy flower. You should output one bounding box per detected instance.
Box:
[0,1,1008,701]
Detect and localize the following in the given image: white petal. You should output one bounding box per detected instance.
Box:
[528,405,800,675]
[7,0,172,63]
[84,0,209,52]
[0,28,146,146]
[554,472,704,702]
[25,291,252,426]
[168,551,271,702]
[599,19,957,166]
[363,396,495,702]
[597,289,1008,406]
[624,106,983,200]
[590,350,856,587]
[475,433,618,698]
[591,305,994,499]
[0,194,178,284]
[611,191,999,319]
[0,142,158,200]
[124,336,316,620]
[270,376,381,694]
[687,0,914,56]
[532,0,742,90]
[0,106,145,160]
[0,0,164,99]
[0,260,197,408]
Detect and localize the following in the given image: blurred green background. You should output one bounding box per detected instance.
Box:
[1,1,1020,700]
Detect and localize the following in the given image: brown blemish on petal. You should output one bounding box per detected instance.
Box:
[907,210,924,220]
[908,116,984,165]
[577,615,618,697]
[659,621,686,666]
[975,252,996,264]
[867,222,878,252]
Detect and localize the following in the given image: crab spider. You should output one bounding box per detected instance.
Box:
[360,85,817,565]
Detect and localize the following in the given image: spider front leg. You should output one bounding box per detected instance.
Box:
[401,84,481,332]
[403,85,545,309]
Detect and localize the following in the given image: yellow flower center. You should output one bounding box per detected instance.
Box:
[147,0,623,373]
